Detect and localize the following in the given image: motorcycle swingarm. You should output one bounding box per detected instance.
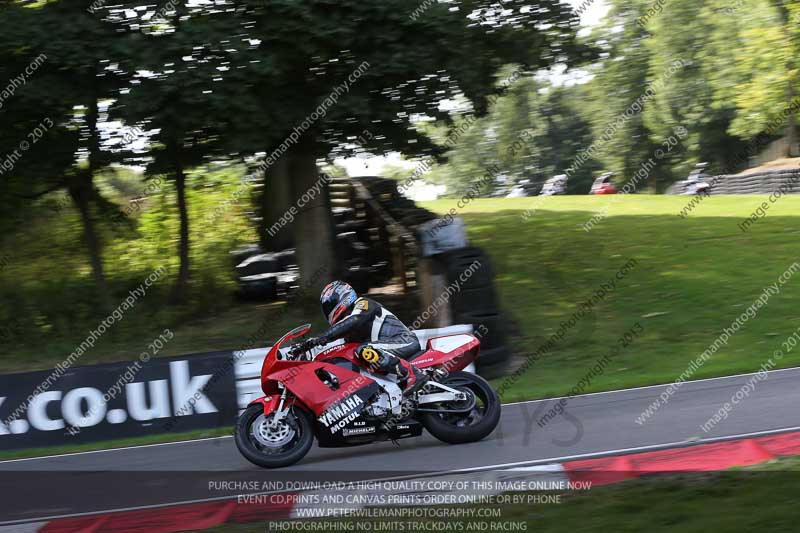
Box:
[415,397,476,413]
[415,382,476,413]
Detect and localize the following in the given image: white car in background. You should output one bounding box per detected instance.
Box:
[506,179,534,198]
[506,186,529,198]
[679,163,711,196]
[539,175,568,196]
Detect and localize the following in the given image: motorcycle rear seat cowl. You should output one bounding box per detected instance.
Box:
[406,348,429,361]
[404,324,477,360]
[411,324,475,348]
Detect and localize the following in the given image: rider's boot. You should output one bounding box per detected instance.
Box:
[396,359,429,397]
[357,345,428,397]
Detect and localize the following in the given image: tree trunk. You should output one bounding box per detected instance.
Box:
[259,154,294,252]
[72,73,110,312]
[775,1,798,157]
[172,160,190,303]
[288,137,337,294]
[786,83,798,157]
[69,175,111,312]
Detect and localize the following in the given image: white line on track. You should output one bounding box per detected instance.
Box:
[1,365,798,465]
[0,434,233,464]
[2,423,800,527]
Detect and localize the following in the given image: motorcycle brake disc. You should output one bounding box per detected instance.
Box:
[252,413,296,448]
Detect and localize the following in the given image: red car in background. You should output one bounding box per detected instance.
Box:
[590,172,618,195]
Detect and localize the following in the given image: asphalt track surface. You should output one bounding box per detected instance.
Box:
[3,367,800,525]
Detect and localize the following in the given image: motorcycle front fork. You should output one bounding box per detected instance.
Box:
[272,388,289,424]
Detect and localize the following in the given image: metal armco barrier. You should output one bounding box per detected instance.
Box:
[0,325,474,451]
[669,168,800,195]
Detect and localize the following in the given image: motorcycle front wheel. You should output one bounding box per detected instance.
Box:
[235,404,314,468]
[419,371,501,444]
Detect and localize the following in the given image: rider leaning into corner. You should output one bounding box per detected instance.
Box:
[295,280,429,397]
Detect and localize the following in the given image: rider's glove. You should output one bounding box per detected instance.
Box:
[290,337,322,357]
[305,337,325,349]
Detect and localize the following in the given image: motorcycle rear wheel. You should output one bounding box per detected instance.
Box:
[419,371,501,444]
[235,404,314,468]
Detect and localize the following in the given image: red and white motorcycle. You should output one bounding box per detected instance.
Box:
[234,324,500,468]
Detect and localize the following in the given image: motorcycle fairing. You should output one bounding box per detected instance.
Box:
[412,334,480,371]
[259,359,307,396]
[268,361,377,416]
[317,417,425,448]
[314,342,362,367]
[386,420,424,440]
[259,323,312,395]
[247,394,302,413]
[314,382,384,446]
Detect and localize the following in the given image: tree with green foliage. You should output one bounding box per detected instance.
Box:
[428,77,599,195]
[0,0,138,310]
[219,0,590,288]
[582,0,663,190]
[109,2,245,303]
[534,84,600,193]
[641,0,724,176]
[709,0,799,159]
